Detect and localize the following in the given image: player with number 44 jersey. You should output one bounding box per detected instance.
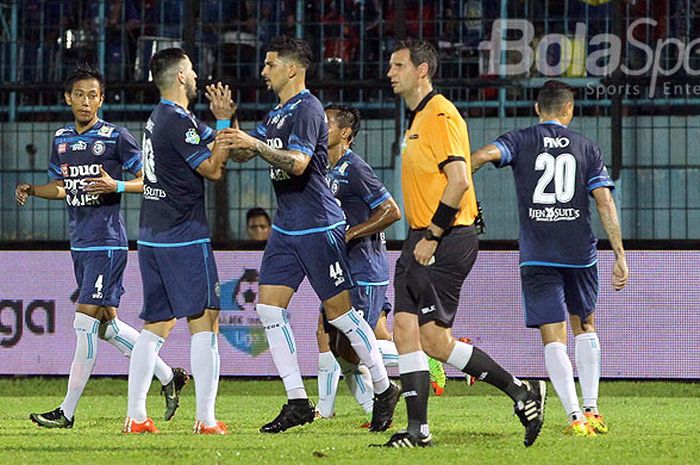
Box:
[471,80,628,437]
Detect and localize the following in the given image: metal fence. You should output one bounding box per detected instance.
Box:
[1,0,699,242]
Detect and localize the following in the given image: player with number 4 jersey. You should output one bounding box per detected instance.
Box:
[15,66,186,430]
[471,80,628,437]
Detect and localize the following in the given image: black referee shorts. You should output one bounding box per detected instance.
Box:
[394,225,478,327]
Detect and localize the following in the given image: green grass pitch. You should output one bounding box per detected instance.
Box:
[1,378,698,464]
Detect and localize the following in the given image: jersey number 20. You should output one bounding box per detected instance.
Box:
[533,152,576,204]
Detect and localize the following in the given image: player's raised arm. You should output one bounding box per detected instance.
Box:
[15,180,66,205]
[471,144,503,173]
[592,187,628,290]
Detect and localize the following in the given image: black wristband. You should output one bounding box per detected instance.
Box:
[431,201,459,230]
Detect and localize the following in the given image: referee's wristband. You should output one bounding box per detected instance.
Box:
[216,120,231,130]
[115,181,125,193]
[431,202,459,230]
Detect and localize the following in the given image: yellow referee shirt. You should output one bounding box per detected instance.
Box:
[401,92,478,229]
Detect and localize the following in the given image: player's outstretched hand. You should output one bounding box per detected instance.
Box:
[15,183,33,206]
[612,255,628,291]
[85,166,117,194]
[205,82,236,121]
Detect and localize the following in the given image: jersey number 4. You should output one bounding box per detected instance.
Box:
[533,152,576,204]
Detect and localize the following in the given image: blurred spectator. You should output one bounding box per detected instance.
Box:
[87,0,141,81]
[246,208,271,242]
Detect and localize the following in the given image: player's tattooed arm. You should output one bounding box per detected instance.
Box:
[470,144,502,173]
[592,187,628,290]
[15,180,65,205]
[227,128,310,175]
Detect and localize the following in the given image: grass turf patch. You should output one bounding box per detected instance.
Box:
[1,379,698,464]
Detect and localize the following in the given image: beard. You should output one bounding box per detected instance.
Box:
[186,81,198,102]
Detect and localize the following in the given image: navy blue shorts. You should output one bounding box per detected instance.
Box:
[520,264,599,328]
[71,249,127,307]
[138,241,220,322]
[322,283,387,331]
[260,226,353,302]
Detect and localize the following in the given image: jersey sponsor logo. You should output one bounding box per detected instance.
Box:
[55,128,71,137]
[66,192,101,207]
[98,125,115,137]
[92,141,105,156]
[143,185,167,200]
[185,128,201,145]
[266,137,284,149]
[58,143,67,154]
[71,140,88,151]
[63,164,101,178]
[269,166,291,181]
[543,136,570,149]
[409,134,419,140]
[528,207,581,222]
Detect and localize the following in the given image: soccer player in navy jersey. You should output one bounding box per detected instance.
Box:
[15,66,187,429]
[314,104,402,422]
[122,48,236,435]
[471,80,628,437]
[226,36,401,433]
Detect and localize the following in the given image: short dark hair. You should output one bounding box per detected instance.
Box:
[150,47,188,89]
[246,207,271,225]
[65,65,105,94]
[394,39,438,80]
[537,80,575,114]
[325,104,361,144]
[268,36,312,68]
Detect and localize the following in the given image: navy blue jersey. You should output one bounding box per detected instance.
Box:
[251,90,345,234]
[138,99,216,245]
[48,119,142,250]
[326,149,391,284]
[493,121,614,267]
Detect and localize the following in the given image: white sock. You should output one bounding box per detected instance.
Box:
[316,351,341,418]
[544,342,582,418]
[191,331,219,427]
[338,358,374,414]
[575,332,601,412]
[127,330,164,422]
[257,304,306,399]
[60,313,100,420]
[101,318,174,385]
[445,340,474,371]
[376,339,399,367]
[328,308,390,394]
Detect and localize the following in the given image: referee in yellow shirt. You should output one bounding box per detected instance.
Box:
[379,39,546,449]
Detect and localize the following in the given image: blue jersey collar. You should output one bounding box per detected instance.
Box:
[540,120,568,127]
[275,89,309,110]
